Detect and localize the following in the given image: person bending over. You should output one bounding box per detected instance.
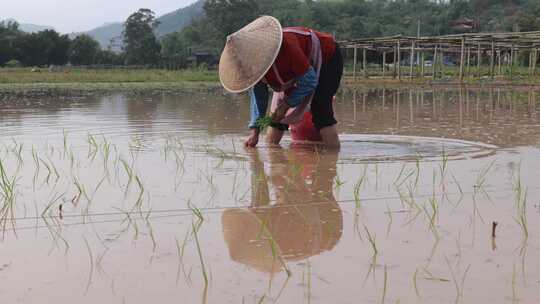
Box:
[218,16,343,149]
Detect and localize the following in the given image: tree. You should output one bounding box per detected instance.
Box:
[0,21,23,65]
[204,0,259,39]
[95,50,125,65]
[14,30,70,66]
[69,34,101,65]
[123,8,161,65]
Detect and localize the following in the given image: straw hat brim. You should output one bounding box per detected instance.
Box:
[219,16,283,93]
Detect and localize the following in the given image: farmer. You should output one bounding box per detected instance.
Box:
[218,16,343,149]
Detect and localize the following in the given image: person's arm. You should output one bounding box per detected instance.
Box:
[248,81,269,129]
[271,67,318,123]
[285,66,318,107]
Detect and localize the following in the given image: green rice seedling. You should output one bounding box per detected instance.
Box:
[334,175,346,188]
[450,171,463,195]
[421,267,449,282]
[353,165,368,208]
[10,140,24,172]
[72,176,89,206]
[394,163,407,185]
[31,150,40,191]
[381,264,388,304]
[68,149,76,172]
[40,191,65,218]
[192,222,209,287]
[96,248,110,276]
[396,168,415,188]
[39,157,52,185]
[176,230,192,286]
[515,189,529,240]
[413,153,422,189]
[0,158,17,236]
[364,224,378,256]
[474,159,496,190]
[101,137,111,172]
[255,214,291,276]
[116,207,140,240]
[385,204,393,238]
[62,129,69,158]
[256,116,273,132]
[471,190,485,224]
[86,133,98,161]
[444,256,470,303]
[439,147,448,184]
[512,263,518,303]
[120,158,134,192]
[352,207,364,241]
[426,238,440,268]
[413,268,421,298]
[83,237,94,293]
[127,173,145,216]
[302,260,312,304]
[425,192,440,239]
[31,145,40,171]
[46,157,60,183]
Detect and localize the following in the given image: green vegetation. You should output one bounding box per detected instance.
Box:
[0,68,218,84]
[123,9,162,65]
[4,0,540,70]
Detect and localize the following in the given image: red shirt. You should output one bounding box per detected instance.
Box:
[263,27,336,92]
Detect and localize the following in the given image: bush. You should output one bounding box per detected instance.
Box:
[4,59,22,68]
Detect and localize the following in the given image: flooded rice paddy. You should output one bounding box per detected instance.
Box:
[1,86,540,303]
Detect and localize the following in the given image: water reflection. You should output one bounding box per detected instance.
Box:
[222,146,343,273]
[2,86,540,149]
[338,86,540,147]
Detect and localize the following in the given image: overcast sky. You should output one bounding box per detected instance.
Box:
[1,0,196,33]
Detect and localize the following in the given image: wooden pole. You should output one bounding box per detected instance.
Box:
[397,40,401,80]
[440,49,444,78]
[466,47,471,78]
[421,51,425,78]
[490,40,495,80]
[382,51,386,78]
[498,49,502,75]
[533,48,538,76]
[476,42,481,78]
[529,51,533,76]
[459,36,465,82]
[433,45,438,79]
[393,47,397,79]
[510,46,514,78]
[410,40,415,81]
[353,46,358,82]
[363,48,367,78]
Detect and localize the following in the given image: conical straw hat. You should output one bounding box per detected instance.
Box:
[219,16,283,93]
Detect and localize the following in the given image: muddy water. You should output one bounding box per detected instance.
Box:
[0,87,539,303]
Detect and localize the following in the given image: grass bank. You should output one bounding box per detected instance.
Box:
[0,68,222,96]
[0,68,220,84]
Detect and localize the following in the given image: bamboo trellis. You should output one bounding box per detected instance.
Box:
[339,31,540,82]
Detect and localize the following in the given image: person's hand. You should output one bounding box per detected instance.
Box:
[270,101,290,123]
[245,128,260,148]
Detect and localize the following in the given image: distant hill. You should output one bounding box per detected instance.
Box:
[76,0,205,51]
[73,22,124,51]
[2,18,55,33]
[156,0,205,36]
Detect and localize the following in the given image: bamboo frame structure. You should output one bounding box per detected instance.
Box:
[341,31,540,82]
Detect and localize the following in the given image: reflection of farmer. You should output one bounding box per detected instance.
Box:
[222,147,343,273]
[219,16,343,149]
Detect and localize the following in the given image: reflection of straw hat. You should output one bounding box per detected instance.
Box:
[222,203,343,274]
[219,16,283,93]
